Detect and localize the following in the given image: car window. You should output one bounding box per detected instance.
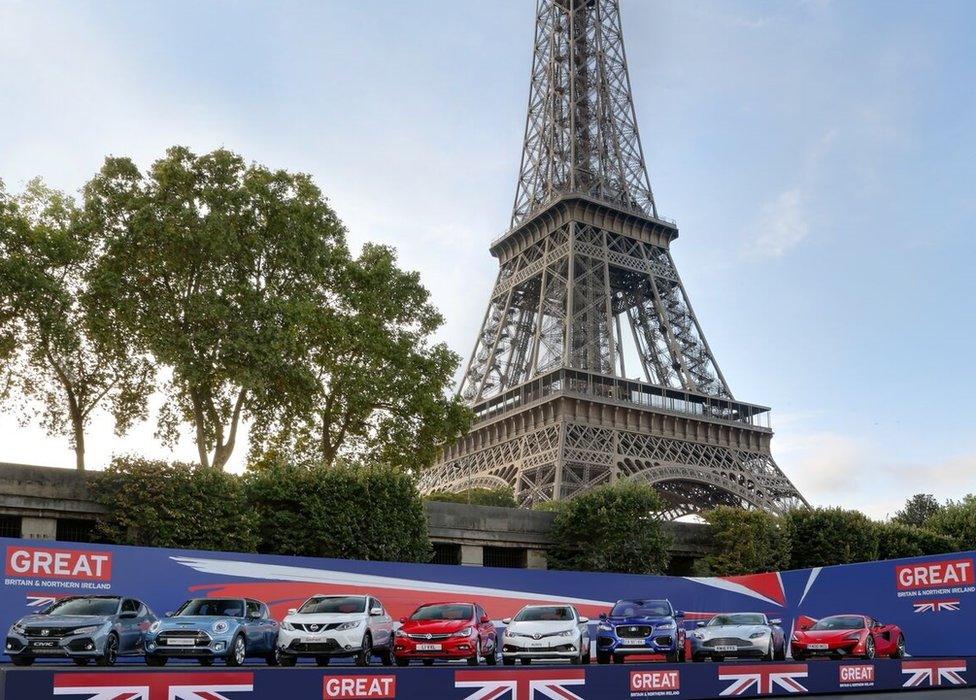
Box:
[245,601,261,618]
[514,606,574,622]
[610,600,672,617]
[176,599,245,617]
[45,597,121,616]
[809,615,865,631]
[122,599,139,614]
[298,596,366,614]
[410,604,473,621]
[708,613,766,626]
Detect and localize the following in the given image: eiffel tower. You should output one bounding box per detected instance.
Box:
[418,0,807,518]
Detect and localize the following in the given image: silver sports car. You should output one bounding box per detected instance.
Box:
[689,612,786,661]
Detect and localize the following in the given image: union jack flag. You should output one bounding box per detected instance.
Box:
[913,599,960,613]
[718,664,808,696]
[454,669,585,700]
[901,660,967,687]
[52,672,253,700]
[27,593,70,608]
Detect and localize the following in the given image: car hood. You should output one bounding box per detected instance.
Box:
[506,621,577,636]
[157,616,242,630]
[285,613,365,625]
[399,619,472,634]
[14,614,113,628]
[698,624,769,640]
[796,628,863,641]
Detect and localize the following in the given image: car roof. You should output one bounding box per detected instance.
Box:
[615,599,670,604]
[307,593,367,599]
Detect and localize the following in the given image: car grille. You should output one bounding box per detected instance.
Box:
[288,639,342,652]
[405,633,451,641]
[157,630,212,648]
[704,637,752,648]
[292,623,343,632]
[23,626,77,638]
[510,630,572,640]
[615,625,652,638]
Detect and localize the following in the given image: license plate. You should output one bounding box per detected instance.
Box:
[526,639,547,648]
[166,638,196,646]
[714,645,738,652]
[416,643,442,651]
[620,638,645,646]
[31,640,57,648]
[808,643,829,650]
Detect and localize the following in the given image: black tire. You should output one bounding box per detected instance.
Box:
[266,647,282,666]
[315,656,331,666]
[583,650,591,664]
[775,641,786,661]
[279,655,297,667]
[96,634,119,667]
[765,640,774,661]
[226,634,246,667]
[613,654,624,664]
[574,648,585,665]
[863,635,876,660]
[520,657,532,665]
[792,651,806,662]
[146,655,168,667]
[73,658,90,666]
[422,658,434,667]
[467,639,481,666]
[597,651,611,664]
[666,652,678,663]
[199,658,214,666]
[355,634,372,667]
[484,640,497,666]
[379,645,394,666]
[893,634,907,659]
[503,656,516,666]
[10,656,34,667]
[395,657,410,667]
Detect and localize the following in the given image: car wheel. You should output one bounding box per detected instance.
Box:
[503,656,516,666]
[864,635,876,660]
[765,639,774,661]
[316,656,331,666]
[10,657,34,667]
[893,634,907,659]
[574,648,585,665]
[266,647,282,666]
[72,658,90,666]
[666,652,678,663]
[422,659,434,667]
[775,640,786,661]
[583,650,591,664]
[597,651,610,664]
[226,635,246,667]
[199,658,214,666]
[613,654,624,664]
[279,654,297,667]
[355,634,372,667]
[146,655,167,667]
[467,639,481,666]
[395,657,410,667]
[379,645,394,666]
[96,633,119,667]
[792,651,806,662]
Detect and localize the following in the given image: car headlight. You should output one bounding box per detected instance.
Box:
[452,627,475,638]
[598,624,612,631]
[213,620,230,634]
[657,622,676,631]
[72,625,104,636]
[558,630,574,637]
[395,629,406,638]
[692,631,704,640]
[749,631,767,639]
[10,623,26,635]
[336,620,363,631]
[281,621,294,631]
[149,621,161,633]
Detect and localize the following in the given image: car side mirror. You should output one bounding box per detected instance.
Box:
[770,618,782,625]
[599,613,607,621]
[399,617,407,624]
[696,621,706,628]
[120,611,138,619]
[370,607,383,617]
[502,618,512,625]
[674,611,685,619]
[287,608,297,615]
[480,615,490,624]
[797,620,812,631]
[164,611,173,618]
[248,611,262,619]
[579,616,589,624]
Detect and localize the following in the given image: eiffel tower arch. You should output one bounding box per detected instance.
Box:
[419,0,807,517]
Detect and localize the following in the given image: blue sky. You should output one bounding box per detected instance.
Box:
[1,0,974,518]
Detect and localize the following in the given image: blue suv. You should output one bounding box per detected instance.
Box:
[596,599,685,663]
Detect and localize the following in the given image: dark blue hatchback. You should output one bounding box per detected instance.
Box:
[596,599,685,663]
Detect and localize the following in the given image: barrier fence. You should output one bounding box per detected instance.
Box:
[1,658,974,699]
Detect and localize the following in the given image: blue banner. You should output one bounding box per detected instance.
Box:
[2,537,974,660]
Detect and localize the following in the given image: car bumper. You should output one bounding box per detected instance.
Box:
[5,633,108,658]
[691,637,770,659]
[278,627,365,657]
[145,634,232,658]
[502,635,583,659]
[597,634,679,655]
[791,641,861,658]
[394,636,479,659]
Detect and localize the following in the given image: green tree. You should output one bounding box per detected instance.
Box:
[893,494,944,527]
[91,456,259,551]
[926,495,976,549]
[249,243,469,471]
[876,521,959,560]
[425,487,518,508]
[547,483,671,574]
[786,507,880,569]
[0,180,152,469]
[84,147,346,469]
[697,506,791,576]
[244,461,432,562]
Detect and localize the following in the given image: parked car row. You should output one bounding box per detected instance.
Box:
[3,594,907,668]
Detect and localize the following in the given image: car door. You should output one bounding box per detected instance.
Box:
[368,597,393,648]
[871,619,894,655]
[259,603,278,652]
[118,599,143,652]
[574,607,589,649]
[476,605,495,654]
[243,600,264,651]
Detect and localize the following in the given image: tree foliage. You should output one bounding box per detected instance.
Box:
[244,461,432,562]
[0,180,152,469]
[893,494,944,528]
[91,456,259,551]
[425,487,518,508]
[876,521,958,560]
[925,495,976,550]
[547,483,671,574]
[786,507,880,569]
[697,506,790,576]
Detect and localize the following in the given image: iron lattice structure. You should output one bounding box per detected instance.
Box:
[419,0,806,518]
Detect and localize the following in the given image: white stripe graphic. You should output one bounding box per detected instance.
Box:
[683,577,783,607]
[798,568,822,606]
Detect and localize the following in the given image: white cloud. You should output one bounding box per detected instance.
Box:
[748,188,809,258]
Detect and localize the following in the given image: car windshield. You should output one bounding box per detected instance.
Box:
[298,596,366,614]
[410,604,473,621]
[176,599,244,617]
[514,606,574,622]
[708,614,766,627]
[611,601,672,618]
[44,597,120,616]
[810,616,865,631]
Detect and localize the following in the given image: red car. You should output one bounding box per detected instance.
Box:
[791,614,906,660]
[393,602,497,666]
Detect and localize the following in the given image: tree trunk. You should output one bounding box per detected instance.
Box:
[72,414,86,471]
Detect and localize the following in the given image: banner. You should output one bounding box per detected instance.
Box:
[2,659,973,699]
[2,537,974,658]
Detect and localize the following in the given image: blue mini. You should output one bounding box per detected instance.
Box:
[596,599,685,663]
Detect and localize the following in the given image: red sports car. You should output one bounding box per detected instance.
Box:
[393,602,497,666]
[791,614,906,660]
